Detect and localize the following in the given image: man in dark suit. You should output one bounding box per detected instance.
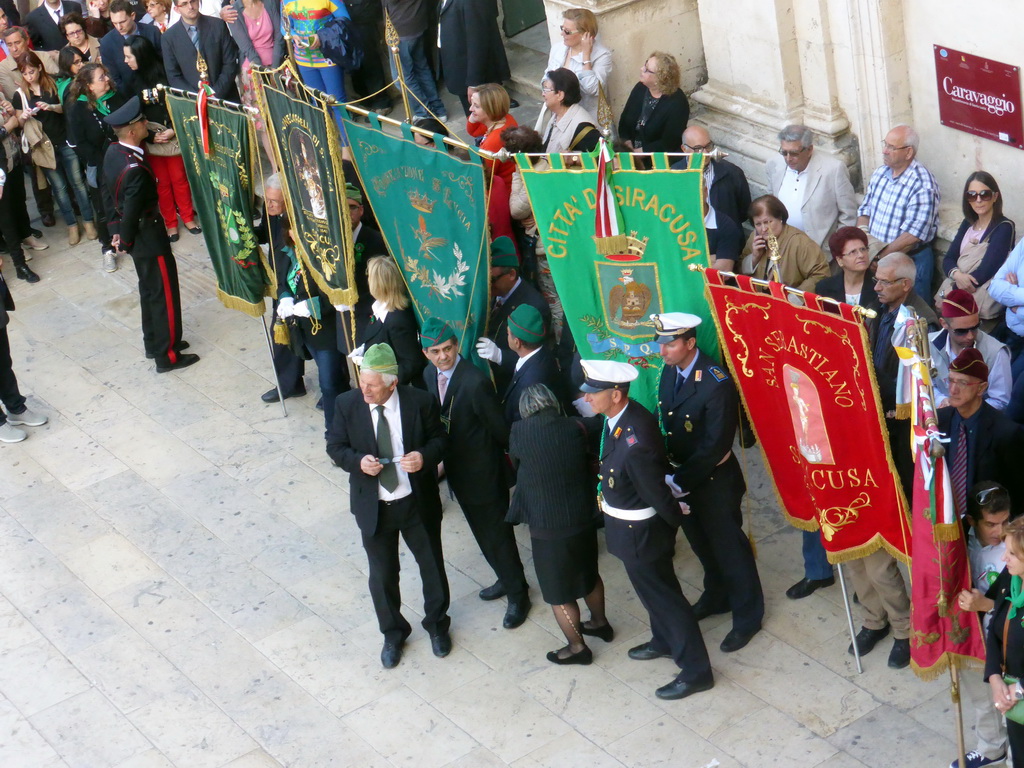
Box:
[437,0,509,115]
[653,312,764,653]
[99,0,161,93]
[163,0,238,100]
[938,349,1024,515]
[421,318,531,627]
[499,304,564,425]
[582,358,713,701]
[476,237,551,395]
[673,125,752,229]
[103,97,200,373]
[327,343,451,669]
[26,0,82,50]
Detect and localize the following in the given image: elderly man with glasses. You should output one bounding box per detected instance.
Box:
[765,124,858,252]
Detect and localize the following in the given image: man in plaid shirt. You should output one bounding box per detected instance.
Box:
[857,124,939,300]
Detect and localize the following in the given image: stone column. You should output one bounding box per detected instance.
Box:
[541,0,705,118]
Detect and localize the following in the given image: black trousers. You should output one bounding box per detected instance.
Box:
[0,165,31,265]
[1009,718,1024,767]
[87,181,112,250]
[130,226,183,366]
[269,300,306,395]
[348,3,391,108]
[679,455,764,634]
[0,326,26,424]
[604,514,712,682]
[362,495,451,644]
[454,489,528,601]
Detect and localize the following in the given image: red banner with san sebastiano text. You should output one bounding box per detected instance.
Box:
[704,270,911,562]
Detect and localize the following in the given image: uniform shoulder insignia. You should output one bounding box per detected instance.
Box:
[626,434,638,447]
[709,365,728,382]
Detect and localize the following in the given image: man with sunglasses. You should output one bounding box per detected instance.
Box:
[930,289,1011,410]
[765,124,858,252]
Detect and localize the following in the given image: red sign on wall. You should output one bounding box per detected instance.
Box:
[934,45,1023,149]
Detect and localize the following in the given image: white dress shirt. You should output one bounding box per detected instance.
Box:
[370,388,413,501]
[776,166,806,232]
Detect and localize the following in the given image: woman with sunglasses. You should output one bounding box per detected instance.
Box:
[938,171,1015,325]
[541,8,611,121]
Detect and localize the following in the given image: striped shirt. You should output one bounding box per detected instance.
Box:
[857,159,939,244]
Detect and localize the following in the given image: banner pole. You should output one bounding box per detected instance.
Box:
[836,562,863,674]
[950,665,968,768]
[260,314,288,418]
[384,12,413,123]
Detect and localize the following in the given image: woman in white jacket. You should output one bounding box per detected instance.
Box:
[539,8,611,129]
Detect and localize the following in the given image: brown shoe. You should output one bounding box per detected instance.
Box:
[68,224,81,245]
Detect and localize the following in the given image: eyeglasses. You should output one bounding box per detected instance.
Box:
[541,87,554,93]
[966,190,995,201]
[559,26,578,35]
[684,142,713,152]
[841,246,869,258]
[873,277,907,287]
[950,324,980,336]
[779,147,809,157]
[882,142,910,152]
[948,377,982,389]
[65,28,85,37]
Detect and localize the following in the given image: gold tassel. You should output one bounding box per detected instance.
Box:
[273,318,290,345]
[593,234,629,255]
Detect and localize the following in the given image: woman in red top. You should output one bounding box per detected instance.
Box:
[466,83,517,192]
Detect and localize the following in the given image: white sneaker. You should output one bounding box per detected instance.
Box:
[0,423,27,443]
[103,250,118,273]
[21,236,49,251]
[6,408,47,427]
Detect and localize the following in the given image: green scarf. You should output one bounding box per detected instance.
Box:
[1008,575,1024,620]
[78,90,115,115]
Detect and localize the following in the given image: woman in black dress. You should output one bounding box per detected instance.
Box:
[353,255,425,387]
[508,383,611,665]
[617,51,688,154]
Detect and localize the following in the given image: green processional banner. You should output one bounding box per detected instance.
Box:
[344,113,490,370]
[166,92,270,316]
[252,64,357,305]
[517,151,715,408]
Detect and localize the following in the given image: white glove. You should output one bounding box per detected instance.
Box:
[333,304,352,313]
[665,474,684,498]
[572,396,595,417]
[291,300,312,318]
[277,297,295,319]
[348,343,365,366]
[475,337,502,364]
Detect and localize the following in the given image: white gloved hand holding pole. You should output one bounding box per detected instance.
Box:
[475,337,502,364]
[277,297,295,319]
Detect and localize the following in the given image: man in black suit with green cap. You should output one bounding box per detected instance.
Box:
[501,304,565,425]
[421,317,531,625]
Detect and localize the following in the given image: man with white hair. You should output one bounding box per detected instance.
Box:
[858,124,939,300]
[765,124,858,251]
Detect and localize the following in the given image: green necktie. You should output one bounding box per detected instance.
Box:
[375,405,399,492]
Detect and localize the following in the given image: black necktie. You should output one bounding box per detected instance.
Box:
[673,370,686,397]
[375,405,399,492]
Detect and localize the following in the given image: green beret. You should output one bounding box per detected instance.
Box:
[508,304,545,343]
[420,318,456,349]
[361,343,399,375]
[490,236,518,269]
[345,183,363,205]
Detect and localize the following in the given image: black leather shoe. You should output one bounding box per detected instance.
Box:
[887,638,911,669]
[848,624,890,656]
[261,385,307,403]
[168,233,180,242]
[509,98,520,109]
[381,639,404,669]
[431,631,452,658]
[479,582,506,601]
[155,353,200,373]
[546,646,592,665]
[786,576,835,600]
[146,341,190,360]
[656,673,714,701]
[628,641,670,661]
[692,597,730,621]
[15,264,40,283]
[580,622,614,642]
[503,597,530,629]
[720,626,760,653]
[186,224,202,235]
[29,228,43,238]
[41,212,56,227]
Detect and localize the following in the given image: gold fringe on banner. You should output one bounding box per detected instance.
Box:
[593,234,629,255]
[216,287,266,318]
[911,653,983,683]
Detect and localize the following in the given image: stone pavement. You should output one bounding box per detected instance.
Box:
[0,213,972,766]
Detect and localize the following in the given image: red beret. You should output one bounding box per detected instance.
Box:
[942,289,979,318]
[950,347,988,383]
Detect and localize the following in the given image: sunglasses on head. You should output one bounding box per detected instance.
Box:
[966,190,994,201]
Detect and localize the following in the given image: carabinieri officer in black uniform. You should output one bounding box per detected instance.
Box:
[581,359,713,701]
[653,312,764,653]
[103,96,198,374]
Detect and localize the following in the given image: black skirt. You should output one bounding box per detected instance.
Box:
[530,525,599,605]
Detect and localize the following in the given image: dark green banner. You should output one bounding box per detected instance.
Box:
[167,93,270,316]
[517,152,715,408]
[343,114,490,370]
[253,64,357,305]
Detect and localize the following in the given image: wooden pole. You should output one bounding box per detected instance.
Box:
[950,665,968,768]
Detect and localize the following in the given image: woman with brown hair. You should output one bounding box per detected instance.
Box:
[617,51,689,153]
[140,0,176,32]
[740,194,830,292]
[539,67,599,155]
[353,256,425,387]
[59,12,100,61]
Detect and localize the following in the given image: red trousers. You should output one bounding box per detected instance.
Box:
[148,153,195,231]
